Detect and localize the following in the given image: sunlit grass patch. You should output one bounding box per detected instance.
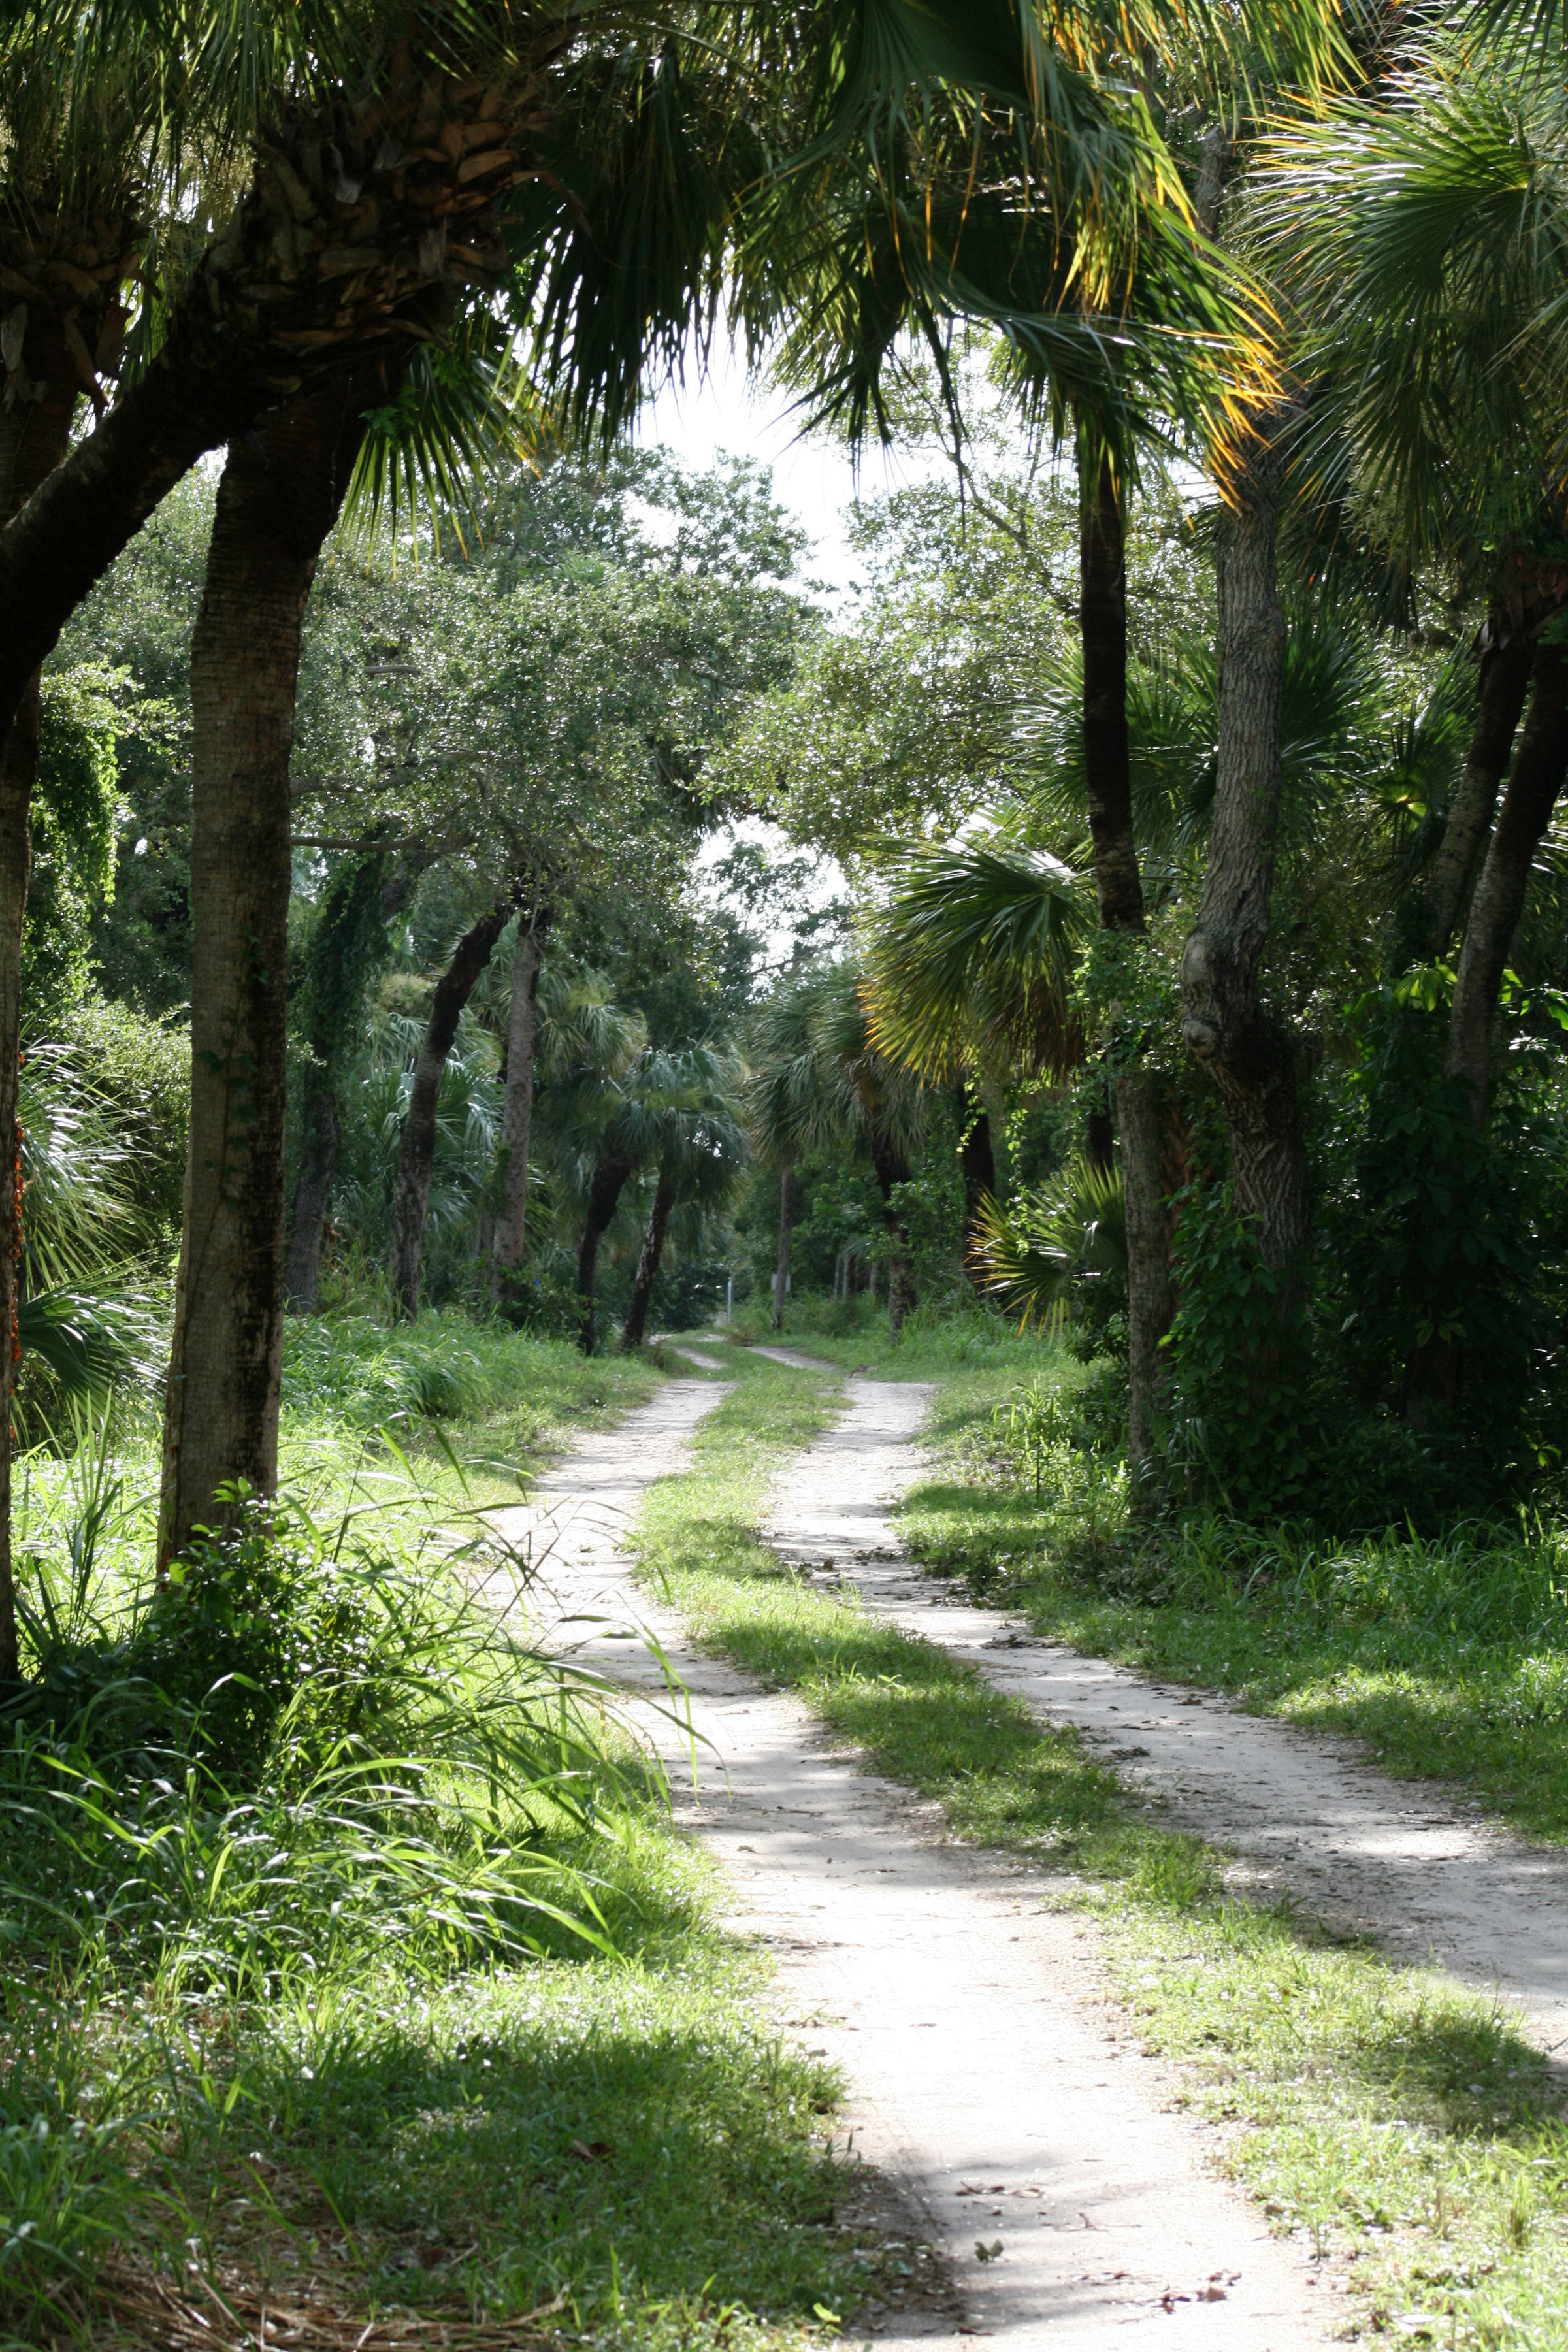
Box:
[0,1330,887,2352]
[636,1358,1568,2350]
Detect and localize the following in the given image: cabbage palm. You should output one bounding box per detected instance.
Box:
[745,958,925,1335]
[969,1154,1126,1332]
[1258,42,1568,1122]
[619,1044,745,1348]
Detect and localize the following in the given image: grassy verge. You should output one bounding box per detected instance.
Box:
[632,1352,1568,2351]
[1,1318,889,2352]
[897,1349,1568,1849]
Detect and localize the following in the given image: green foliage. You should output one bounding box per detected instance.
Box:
[28,668,122,1014]
[1165,1185,1320,1520]
[1322,1003,1567,1503]
[48,992,188,1245]
[970,1152,1127,1332]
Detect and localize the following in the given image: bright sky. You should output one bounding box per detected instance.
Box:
[634,338,945,601]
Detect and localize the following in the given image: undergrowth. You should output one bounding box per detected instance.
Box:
[0,1322,874,2351]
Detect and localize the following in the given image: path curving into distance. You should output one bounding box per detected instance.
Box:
[753,1351,1568,2063]
[487,1367,1330,2351]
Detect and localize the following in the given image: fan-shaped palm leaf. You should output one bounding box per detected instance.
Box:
[863,836,1092,1082]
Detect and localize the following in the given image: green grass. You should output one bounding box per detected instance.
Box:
[0,1319,891,2352]
[632,1350,1568,2351]
[142,1821,892,2336]
[724,1288,1054,1384]
[898,1354,1568,1848]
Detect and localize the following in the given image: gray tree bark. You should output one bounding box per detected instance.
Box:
[773,1164,792,1330]
[159,380,368,1570]
[390,902,512,1320]
[1179,412,1312,1270]
[1078,432,1171,1498]
[490,915,543,1304]
[1445,642,1568,1120]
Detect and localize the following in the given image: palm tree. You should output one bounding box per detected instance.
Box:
[1257,34,1568,1410]
[745,958,926,1335]
[284,848,395,1313]
[619,1044,745,1348]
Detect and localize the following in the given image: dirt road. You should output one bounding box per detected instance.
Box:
[491,1373,1331,2350]
[754,1354,1568,2061]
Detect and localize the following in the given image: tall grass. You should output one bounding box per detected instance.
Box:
[0,1427,649,2337]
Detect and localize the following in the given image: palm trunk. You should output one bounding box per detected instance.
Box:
[490,915,544,1305]
[773,1164,792,1330]
[1445,642,1568,1120]
[1422,631,1533,958]
[0,59,561,759]
[576,1154,636,1356]
[868,1137,914,1338]
[391,900,512,1320]
[1405,644,1568,1420]
[621,1154,678,1348]
[1078,429,1171,1499]
[284,1071,338,1313]
[159,382,368,1571]
[1178,412,1311,1270]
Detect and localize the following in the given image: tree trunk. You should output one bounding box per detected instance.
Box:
[773,1164,792,1330]
[159,381,368,1571]
[576,1154,636,1356]
[1077,429,1171,1496]
[0,57,562,759]
[1117,1071,1170,1486]
[1178,412,1312,1271]
[1445,641,1568,1120]
[1079,438,1143,932]
[284,1071,338,1314]
[491,915,544,1305]
[1086,1084,1116,1175]
[390,900,513,1320]
[1402,642,1568,1422]
[621,1154,678,1348]
[1422,631,1533,959]
[868,1137,914,1339]
[957,1083,996,1294]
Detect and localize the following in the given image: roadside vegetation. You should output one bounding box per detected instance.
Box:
[3,0,1568,2338]
[0,1334,892,2349]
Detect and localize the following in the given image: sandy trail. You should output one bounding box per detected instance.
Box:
[489,1377,1330,2351]
[755,1357,1568,2061]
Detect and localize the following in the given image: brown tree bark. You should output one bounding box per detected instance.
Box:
[1077,431,1171,1497]
[773,1164,792,1330]
[621,1154,679,1349]
[0,60,561,758]
[490,913,544,1305]
[158,380,370,1571]
[1178,412,1312,1271]
[1445,641,1568,1120]
[1422,632,1534,960]
[576,1152,636,1356]
[283,1073,338,1314]
[390,900,513,1321]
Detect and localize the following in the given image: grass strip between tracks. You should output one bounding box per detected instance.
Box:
[637,1350,1568,2352]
